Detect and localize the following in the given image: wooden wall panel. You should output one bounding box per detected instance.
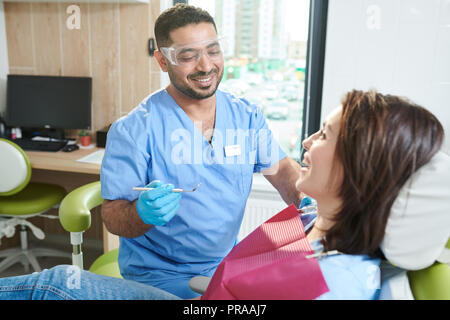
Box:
[59,3,90,77]
[2,0,163,249]
[4,0,162,132]
[59,2,91,141]
[31,3,61,75]
[150,70,162,95]
[120,4,150,114]
[149,0,161,88]
[8,67,34,75]
[4,2,34,70]
[89,3,121,132]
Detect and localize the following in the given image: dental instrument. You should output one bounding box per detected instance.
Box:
[133,183,202,193]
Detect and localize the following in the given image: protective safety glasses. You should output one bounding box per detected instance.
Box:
[160,37,226,67]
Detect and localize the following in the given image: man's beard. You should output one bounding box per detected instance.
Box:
[168,68,223,100]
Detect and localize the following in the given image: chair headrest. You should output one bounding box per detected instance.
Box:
[381,151,450,270]
[0,139,30,195]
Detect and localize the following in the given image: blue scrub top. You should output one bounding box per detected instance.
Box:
[101,89,286,283]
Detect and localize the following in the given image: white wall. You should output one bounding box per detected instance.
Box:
[0,2,8,117]
[322,0,450,153]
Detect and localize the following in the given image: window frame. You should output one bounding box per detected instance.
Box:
[301,0,329,153]
[174,0,328,160]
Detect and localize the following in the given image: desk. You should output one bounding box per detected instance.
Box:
[26,147,102,175]
[25,147,119,254]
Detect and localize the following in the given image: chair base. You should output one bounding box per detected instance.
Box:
[0,215,71,274]
[0,246,72,274]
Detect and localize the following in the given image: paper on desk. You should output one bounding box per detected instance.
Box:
[76,149,105,165]
[32,136,63,142]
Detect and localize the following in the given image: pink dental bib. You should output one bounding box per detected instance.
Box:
[202,204,329,300]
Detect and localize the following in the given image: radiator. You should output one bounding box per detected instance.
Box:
[237,194,286,241]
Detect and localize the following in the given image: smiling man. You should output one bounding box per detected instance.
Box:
[161,26,224,100]
[100,3,302,299]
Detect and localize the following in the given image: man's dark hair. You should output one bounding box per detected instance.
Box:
[154,3,217,48]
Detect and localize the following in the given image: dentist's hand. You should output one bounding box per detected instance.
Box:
[136,180,182,226]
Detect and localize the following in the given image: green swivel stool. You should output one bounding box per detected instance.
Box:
[0,138,71,273]
[58,181,122,278]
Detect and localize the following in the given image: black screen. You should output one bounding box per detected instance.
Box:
[5,74,92,130]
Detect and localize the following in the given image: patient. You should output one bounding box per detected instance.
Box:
[0,90,444,300]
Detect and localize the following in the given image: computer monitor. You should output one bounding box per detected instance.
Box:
[5,74,92,132]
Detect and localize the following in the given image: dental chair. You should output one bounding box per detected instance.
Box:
[57,151,450,299]
[0,138,71,273]
[377,151,450,300]
[58,181,121,278]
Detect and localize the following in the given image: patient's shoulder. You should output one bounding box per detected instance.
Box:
[316,254,381,300]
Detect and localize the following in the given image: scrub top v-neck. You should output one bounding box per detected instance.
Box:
[168,92,220,146]
[100,88,286,281]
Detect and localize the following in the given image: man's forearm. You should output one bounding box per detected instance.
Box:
[276,167,303,208]
[264,157,303,208]
[101,199,153,238]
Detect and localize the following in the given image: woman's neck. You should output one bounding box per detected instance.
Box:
[306,196,341,243]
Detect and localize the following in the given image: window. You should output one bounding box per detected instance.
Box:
[169,0,329,161]
[187,0,311,161]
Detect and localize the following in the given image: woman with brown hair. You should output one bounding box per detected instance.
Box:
[294,89,444,299]
[0,90,445,299]
[301,89,444,255]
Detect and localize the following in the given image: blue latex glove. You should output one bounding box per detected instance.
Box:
[298,196,317,214]
[299,196,313,208]
[136,180,182,226]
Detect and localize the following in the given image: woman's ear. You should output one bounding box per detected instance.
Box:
[154,51,169,72]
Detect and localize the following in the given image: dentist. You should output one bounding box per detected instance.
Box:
[100,3,302,299]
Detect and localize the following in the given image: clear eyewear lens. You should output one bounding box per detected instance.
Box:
[162,38,225,66]
[161,47,177,65]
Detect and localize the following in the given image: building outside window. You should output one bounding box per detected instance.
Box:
[188,0,310,161]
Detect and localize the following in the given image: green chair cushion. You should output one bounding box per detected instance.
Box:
[408,262,450,300]
[0,183,66,215]
[89,248,122,279]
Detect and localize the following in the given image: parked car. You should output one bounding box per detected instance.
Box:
[220,79,251,97]
[282,86,300,101]
[265,100,289,120]
[242,93,267,114]
[260,82,281,100]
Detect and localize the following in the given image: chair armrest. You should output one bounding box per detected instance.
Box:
[189,276,211,295]
[59,181,103,232]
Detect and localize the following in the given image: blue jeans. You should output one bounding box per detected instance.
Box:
[0,265,181,300]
